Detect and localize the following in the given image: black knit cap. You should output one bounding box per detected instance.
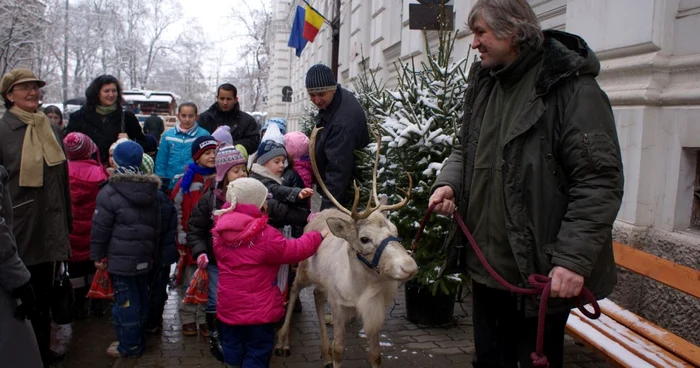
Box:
[305,64,337,93]
[191,136,218,161]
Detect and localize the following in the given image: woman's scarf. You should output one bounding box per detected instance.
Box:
[10,107,67,187]
[96,104,117,116]
[180,161,216,194]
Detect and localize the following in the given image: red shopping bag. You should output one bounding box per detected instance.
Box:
[174,255,186,287]
[87,268,114,300]
[183,268,208,304]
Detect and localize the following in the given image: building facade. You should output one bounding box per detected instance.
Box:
[267,0,700,343]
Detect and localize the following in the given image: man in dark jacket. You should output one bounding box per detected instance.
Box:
[143,112,165,143]
[306,64,370,210]
[197,83,260,154]
[91,141,161,358]
[429,1,624,367]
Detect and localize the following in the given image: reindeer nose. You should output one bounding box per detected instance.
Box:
[400,262,418,278]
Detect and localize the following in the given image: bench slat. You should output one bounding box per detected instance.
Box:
[599,299,700,367]
[613,242,700,299]
[566,312,655,368]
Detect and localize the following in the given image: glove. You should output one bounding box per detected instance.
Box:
[197,253,209,270]
[11,281,36,321]
[307,212,318,223]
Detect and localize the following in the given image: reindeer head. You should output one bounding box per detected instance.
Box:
[310,127,418,281]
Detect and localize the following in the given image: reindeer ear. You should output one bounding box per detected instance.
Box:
[325,217,358,243]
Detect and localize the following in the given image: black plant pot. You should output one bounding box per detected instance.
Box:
[404,280,456,326]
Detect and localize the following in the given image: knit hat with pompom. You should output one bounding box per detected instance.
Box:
[284,131,309,160]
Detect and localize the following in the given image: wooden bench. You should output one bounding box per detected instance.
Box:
[565,241,700,368]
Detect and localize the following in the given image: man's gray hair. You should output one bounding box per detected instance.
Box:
[468,0,544,50]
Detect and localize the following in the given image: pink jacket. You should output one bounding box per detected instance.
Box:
[67,159,109,261]
[213,203,323,325]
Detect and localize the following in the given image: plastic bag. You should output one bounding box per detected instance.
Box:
[174,255,186,287]
[183,268,208,304]
[87,268,114,300]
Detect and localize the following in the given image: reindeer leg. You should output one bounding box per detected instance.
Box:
[275,275,305,357]
[330,304,346,368]
[366,329,382,368]
[358,293,386,368]
[314,287,333,368]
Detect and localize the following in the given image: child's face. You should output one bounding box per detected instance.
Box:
[109,150,116,168]
[196,149,216,168]
[226,164,247,183]
[263,156,285,177]
[178,106,197,128]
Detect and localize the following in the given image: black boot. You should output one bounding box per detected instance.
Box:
[206,311,224,362]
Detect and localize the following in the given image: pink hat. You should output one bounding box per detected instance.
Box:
[284,131,309,160]
[63,132,97,160]
[215,145,247,184]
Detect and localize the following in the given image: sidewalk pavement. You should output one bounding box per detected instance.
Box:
[98,286,608,368]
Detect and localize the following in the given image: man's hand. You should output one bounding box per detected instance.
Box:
[428,186,456,215]
[298,188,314,200]
[549,266,584,298]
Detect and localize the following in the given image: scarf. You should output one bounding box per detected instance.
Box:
[176,122,196,134]
[96,104,117,116]
[180,161,216,194]
[114,166,142,175]
[10,107,67,187]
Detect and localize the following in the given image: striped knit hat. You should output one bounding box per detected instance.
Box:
[140,153,155,174]
[63,132,97,160]
[305,64,337,93]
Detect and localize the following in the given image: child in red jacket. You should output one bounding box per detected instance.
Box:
[171,135,219,336]
[212,178,326,367]
[63,132,109,318]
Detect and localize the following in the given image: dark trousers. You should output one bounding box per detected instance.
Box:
[220,323,275,367]
[472,281,570,368]
[26,262,54,362]
[111,274,149,357]
[68,260,105,318]
[146,266,170,329]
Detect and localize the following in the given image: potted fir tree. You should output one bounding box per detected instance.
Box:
[354,29,472,325]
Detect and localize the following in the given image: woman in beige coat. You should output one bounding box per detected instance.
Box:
[0,68,72,366]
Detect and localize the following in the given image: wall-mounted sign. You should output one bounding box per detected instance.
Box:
[282,86,293,102]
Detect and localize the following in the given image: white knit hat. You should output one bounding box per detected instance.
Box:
[226,178,268,210]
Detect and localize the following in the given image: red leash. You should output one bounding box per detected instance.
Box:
[412,203,601,367]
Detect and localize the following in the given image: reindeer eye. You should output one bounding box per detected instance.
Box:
[360,237,372,244]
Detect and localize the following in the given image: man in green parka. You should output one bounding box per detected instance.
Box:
[429,1,624,367]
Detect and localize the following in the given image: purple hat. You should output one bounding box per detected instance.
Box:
[215,145,247,184]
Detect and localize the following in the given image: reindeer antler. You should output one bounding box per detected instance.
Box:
[309,125,413,221]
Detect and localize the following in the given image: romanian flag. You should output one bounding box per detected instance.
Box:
[302,5,324,42]
[288,6,308,57]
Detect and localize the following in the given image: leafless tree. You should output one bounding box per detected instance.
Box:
[0,0,50,75]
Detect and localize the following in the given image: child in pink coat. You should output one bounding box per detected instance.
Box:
[212,178,326,368]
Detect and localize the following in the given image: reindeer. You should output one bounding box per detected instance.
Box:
[274,127,419,368]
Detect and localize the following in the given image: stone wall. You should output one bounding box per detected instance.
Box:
[611,222,700,345]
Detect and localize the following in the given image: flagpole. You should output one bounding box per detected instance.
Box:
[331,0,341,79]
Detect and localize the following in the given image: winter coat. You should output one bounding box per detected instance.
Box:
[197,103,260,154]
[213,203,323,325]
[90,173,162,276]
[433,30,624,317]
[171,173,214,265]
[67,106,147,165]
[250,164,309,237]
[313,86,370,210]
[187,187,226,266]
[292,157,313,189]
[0,165,43,367]
[155,123,211,190]
[67,159,109,262]
[156,191,178,268]
[143,114,165,142]
[0,111,72,266]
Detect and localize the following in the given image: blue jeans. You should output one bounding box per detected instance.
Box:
[206,263,219,312]
[220,323,275,367]
[111,274,149,356]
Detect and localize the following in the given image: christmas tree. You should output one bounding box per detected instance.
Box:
[355,29,472,295]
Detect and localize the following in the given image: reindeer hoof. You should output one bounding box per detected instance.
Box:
[324,364,333,368]
[275,348,291,357]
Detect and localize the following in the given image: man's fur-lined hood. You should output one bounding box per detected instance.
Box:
[107,173,161,207]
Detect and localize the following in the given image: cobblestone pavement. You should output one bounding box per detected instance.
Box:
[68,285,609,368]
